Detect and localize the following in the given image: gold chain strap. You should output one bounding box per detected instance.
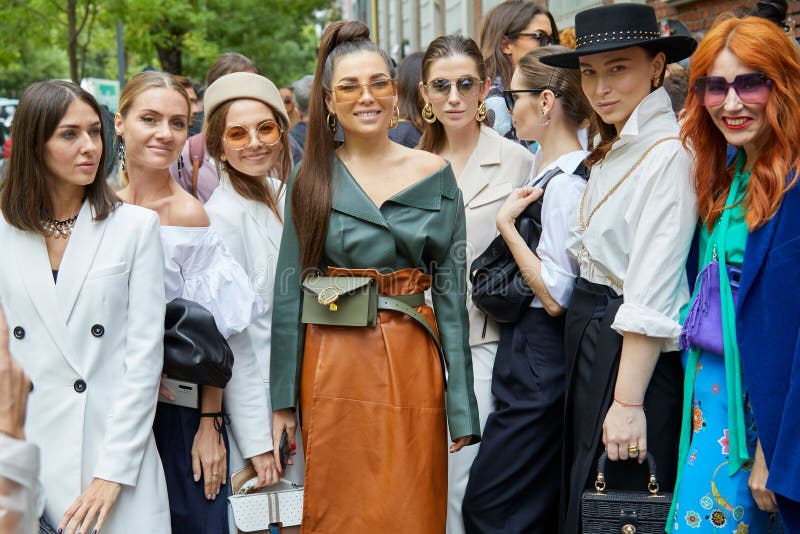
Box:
[578,136,680,230]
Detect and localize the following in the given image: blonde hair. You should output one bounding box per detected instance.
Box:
[116,71,191,184]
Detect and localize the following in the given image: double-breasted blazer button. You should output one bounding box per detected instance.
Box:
[13,326,25,339]
[91,324,105,337]
[73,379,87,393]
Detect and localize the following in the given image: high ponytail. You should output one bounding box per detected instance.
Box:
[292,21,395,275]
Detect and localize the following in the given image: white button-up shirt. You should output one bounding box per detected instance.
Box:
[566,88,697,351]
[527,149,589,309]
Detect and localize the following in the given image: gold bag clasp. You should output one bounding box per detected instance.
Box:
[317,286,340,310]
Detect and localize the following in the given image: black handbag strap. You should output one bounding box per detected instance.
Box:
[594,451,660,494]
[530,160,590,189]
[529,165,564,190]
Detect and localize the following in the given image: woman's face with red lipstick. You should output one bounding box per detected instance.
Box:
[703,48,771,158]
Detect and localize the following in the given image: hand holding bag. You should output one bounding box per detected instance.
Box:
[228,465,304,532]
[470,163,589,324]
[581,452,671,534]
[163,298,234,388]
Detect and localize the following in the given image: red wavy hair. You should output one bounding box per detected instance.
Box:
[682,16,800,230]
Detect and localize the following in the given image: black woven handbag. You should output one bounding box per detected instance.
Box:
[470,162,589,324]
[163,298,234,388]
[581,452,672,534]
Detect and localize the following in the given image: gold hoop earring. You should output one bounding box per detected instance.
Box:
[422,102,437,124]
[652,74,662,89]
[476,100,487,122]
[327,113,338,134]
[389,105,400,129]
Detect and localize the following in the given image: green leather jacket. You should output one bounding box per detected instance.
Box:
[269,156,481,442]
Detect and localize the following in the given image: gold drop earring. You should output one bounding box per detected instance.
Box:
[422,102,437,124]
[652,74,662,89]
[476,100,487,122]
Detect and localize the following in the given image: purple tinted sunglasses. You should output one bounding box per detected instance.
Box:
[693,72,773,107]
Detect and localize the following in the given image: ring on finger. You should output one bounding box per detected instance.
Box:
[627,443,640,457]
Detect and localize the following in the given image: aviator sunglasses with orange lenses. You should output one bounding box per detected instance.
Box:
[223,120,283,150]
[333,78,397,103]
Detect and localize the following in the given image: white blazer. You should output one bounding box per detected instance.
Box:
[0,201,171,533]
[459,125,534,346]
[205,175,283,459]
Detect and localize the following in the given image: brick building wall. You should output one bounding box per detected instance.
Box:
[648,0,800,36]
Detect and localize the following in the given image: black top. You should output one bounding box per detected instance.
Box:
[388,120,421,149]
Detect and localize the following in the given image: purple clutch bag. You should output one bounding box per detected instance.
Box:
[679,260,741,355]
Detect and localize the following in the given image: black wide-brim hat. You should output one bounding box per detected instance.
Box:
[540,3,697,69]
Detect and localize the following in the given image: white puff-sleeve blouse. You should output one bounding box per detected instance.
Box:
[566,88,697,351]
[160,225,265,338]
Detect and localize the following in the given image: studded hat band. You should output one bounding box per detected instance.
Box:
[575,30,661,49]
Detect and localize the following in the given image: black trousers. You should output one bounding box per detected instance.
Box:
[153,402,230,534]
[561,278,682,534]
[463,307,566,534]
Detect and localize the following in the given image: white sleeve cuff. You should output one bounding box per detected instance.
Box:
[612,302,681,352]
[0,433,45,528]
[0,434,40,490]
[539,260,576,308]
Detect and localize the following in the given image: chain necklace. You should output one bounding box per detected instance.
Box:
[578,136,680,231]
[576,136,680,290]
[42,210,79,239]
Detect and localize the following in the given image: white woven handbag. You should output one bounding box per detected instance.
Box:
[228,478,304,531]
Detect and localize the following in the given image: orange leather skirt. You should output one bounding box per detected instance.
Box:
[299,268,447,533]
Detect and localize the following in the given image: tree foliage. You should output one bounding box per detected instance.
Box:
[0,0,334,96]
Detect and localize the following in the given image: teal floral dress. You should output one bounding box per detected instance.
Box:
[671,154,784,533]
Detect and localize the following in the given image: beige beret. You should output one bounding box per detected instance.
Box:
[203,72,290,127]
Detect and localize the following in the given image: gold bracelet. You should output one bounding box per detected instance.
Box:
[614,397,645,409]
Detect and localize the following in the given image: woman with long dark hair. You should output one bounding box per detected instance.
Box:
[416,34,533,534]
[203,71,297,489]
[539,4,697,532]
[669,15,800,533]
[270,20,480,533]
[479,0,559,143]
[0,80,169,533]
